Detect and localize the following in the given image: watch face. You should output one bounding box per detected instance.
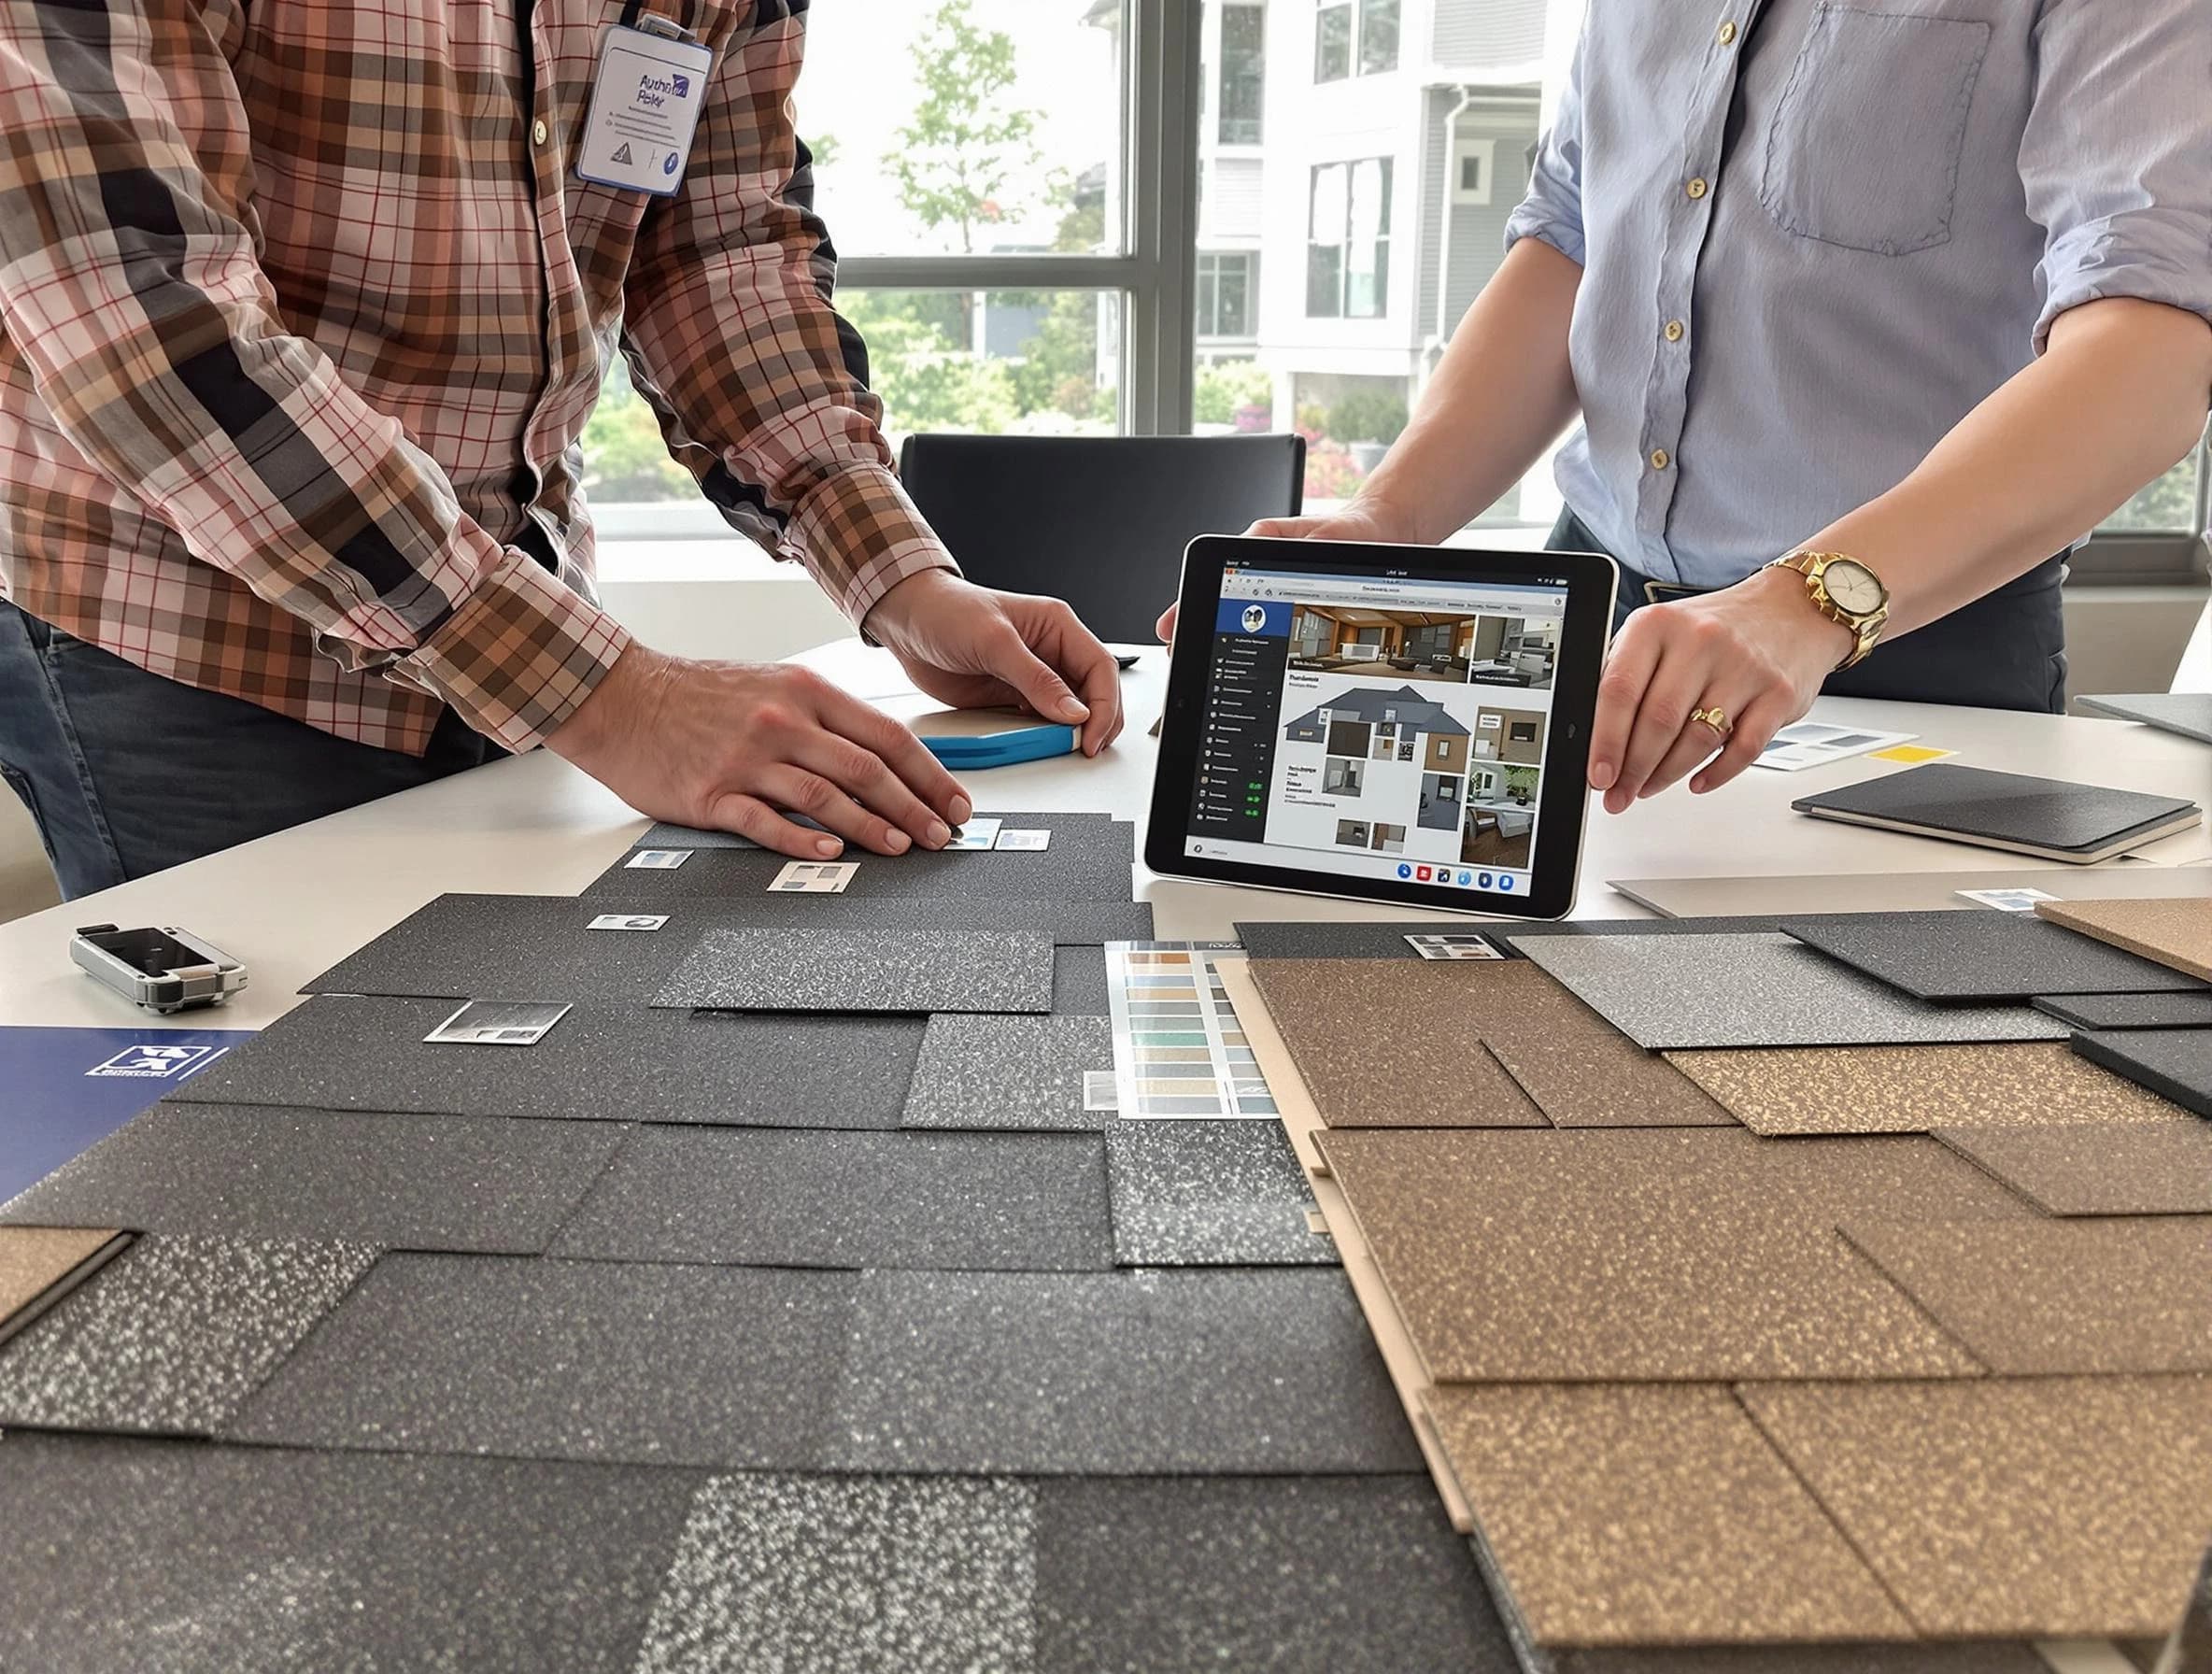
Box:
[1823,560,1885,616]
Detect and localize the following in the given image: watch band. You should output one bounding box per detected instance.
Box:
[1770,550,1889,672]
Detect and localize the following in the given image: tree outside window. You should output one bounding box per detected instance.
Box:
[1313,0,1352,81]
[1218,2,1265,144]
[1358,0,1400,75]
[1315,0,1397,83]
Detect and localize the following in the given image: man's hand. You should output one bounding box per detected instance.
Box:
[1155,498,1417,646]
[548,644,971,859]
[1587,566,1855,813]
[864,571,1126,758]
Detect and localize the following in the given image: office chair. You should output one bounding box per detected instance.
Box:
[896,433,1305,643]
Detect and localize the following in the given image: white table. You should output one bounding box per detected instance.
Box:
[1,639,2205,1032]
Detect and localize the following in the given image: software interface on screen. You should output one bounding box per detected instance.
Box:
[1184,562,1574,896]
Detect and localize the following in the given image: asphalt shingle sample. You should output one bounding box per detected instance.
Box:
[0,1433,702,1674]
[1935,1123,2212,1217]
[654,928,1056,1014]
[634,1472,1036,1674]
[2075,691,2212,745]
[1489,914,1802,945]
[2075,1029,2212,1120]
[2034,991,2212,1031]
[900,1014,1114,1131]
[548,1127,1113,1271]
[0,1234,376,1437]
[1517,931,2070,1050]
[1103,1120,1332,1267]
[1034,1475,1517,1673]
[1232,921,1517,960]
[168,994,925,1130]
[823,1268,1421,1475]
[1,1104,624,1254]
[0,1227,120,1343]
[1780,911,2208,1003]
[1791,763,2201,858]
[230,1255,858,1468]
[1051,943,1111,1016]
[634,811,1121,853]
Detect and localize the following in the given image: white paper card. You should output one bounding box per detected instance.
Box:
[626,848,690,870]
[425,1000,573,1047]
[1752,723,1916,773]
[772,861,858,894]
[1955,887,2060,912]
[574,26,715,196]
[943,817,1004,852]
[588,914,669,932]
[1405,933,1505,961]
[995,829,1051,851]
[1083,1070,1119,1112]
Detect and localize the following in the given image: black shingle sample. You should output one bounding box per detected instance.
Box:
[1781,911,2209,1003]
[1103,1120,1332,1267]
[1233,921,1517,959]
[2033,991,2212,1032]
[1792,763,2200,855]
[1035,1475,1516,1673]
[0,1433,702,1674]
[654,929,1056,1014]
[168,995,924,1130]
[901,1015,1115,1131]
[1051,943,1112,1016]
[229,1256,858,1468]
[548,1127,1113,1272]
[1,1104,623,1254]
[0,1235,376,1437]
[823,1268,1421,1475]
[2072,1029,2212,1120]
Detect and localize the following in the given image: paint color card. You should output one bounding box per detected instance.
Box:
[1753,722,1917,772]
[1954,887,2057,912]
[423,1000,574,1046]
[1871,744,1956,764]
[995,829,1051,850]
[770,860,857,894]
[626,848,691,870]
[1106,943,1277,1120]
[943,818,1004,852]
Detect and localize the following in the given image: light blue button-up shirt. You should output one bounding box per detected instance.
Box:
[1507,0,2212,589]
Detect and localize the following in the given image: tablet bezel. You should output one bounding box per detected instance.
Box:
[1143,534,1619,921]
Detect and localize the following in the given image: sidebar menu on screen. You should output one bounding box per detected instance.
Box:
[1190,599,1291,842]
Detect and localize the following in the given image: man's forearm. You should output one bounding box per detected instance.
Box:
[1802,298,2212,639]
[1357,237,1584,544]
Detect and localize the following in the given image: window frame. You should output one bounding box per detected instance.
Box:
[1315,0,1397,85]
[1196,249,1257,341]
[1216,0,1266,146]
[1306,156,1394,320]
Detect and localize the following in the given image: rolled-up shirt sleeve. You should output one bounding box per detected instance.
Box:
[1503,21,1588,266]
[2021,0,2212,353]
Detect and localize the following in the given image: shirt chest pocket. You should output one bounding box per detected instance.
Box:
[1757,5,1992,257]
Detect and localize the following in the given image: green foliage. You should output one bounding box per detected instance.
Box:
[887,0,1049,253]
[580,362,694,503]
[2107,452,2202,532]
[1328,389,1410,446]
[841,291,1019,436]
[1194,361,1273,427]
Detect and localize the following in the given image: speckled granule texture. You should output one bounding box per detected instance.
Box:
[1488,1031,1737,1128]
[1739,1374,2212,1638]
[900,1014,1114,1131]
[1425,1383,1911,1645]
[654,928,1056,1014]
[634,1473,1037,1674]
[1663,1042,2192,1136]
[1102,1119,1332,1266]
[0,1234,377,1435]
[2037,897,2212,983]
[1232,920,1506,960]
[1515,932,2070,1050]
[0,1227,116,1330]
[1934,1122,2212,1216]
[2033,989,2212,1030]
[547,1126,1113,1272]
[1839,1216,2212,1374]
[2073,1028,2212,1119]
[1049,943,1111,1016]
[1780,910,2209,1000]
[1314,1128,2024,1382]
[823,1267,1421,1475]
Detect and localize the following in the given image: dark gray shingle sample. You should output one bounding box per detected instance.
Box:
[824,1268,1421,1474]
[654,929,1056,1014]
[900,1014,1114,1131]
[1233,920,1515,960]
[548,1127,1113,1271]
[1781,911,2208,1003]
[1035,1475,1516,1674]
[1792,763,2199,854]
[1,1104,623,1254]
[635,1473,1035,1674]
[2076,691,2212,745]
[229,1255,858,1468]
[2073,1029,2212,1119]
[635,810,1119,854]
[0,1433,702,1674]
[169,995,924,1129]
[1051,943,1111,1015]
[0,1234,376,1437]
[1104,1119,1332,1267]
[2032,991,2212,1031]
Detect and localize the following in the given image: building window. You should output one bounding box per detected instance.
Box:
[1307,158,1393,319]
[1452,136,1496,206]
[1218,3,1265,145]
[1198,252,1256,339]
[1315,0,1397,83]
[1359,0,1400,76]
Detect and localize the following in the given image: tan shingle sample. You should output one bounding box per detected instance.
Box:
[1741,1375,2212,1637]
[2037,897,2212,982]
[1935,1123,2212,1216]
[1315,1128,2010,1381]
[0,1227,121,1340]
[1426,1383,1911,1644]
[1489,1031,1737,1128]
[1664,1043,2189,1135]
[1840,1217,2212,1374]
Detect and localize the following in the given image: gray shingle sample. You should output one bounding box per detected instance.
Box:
[2033,991,2212,1031]
[1517,932,2071,1050]
[1051,943,1111,1015]
[1792,763,2200,855]
[229,1255,858,1468]
[0,1433,702,1674]
[548,1127,1113,1271]
[0,1234,376,1437]
[635,1473,1035,1674]
[1232,920,1514,960]
[2073,692,2212,746]
[635,810,1120,854]
[900,1014,1114,1131]
[2073,1029,2212,1120]
[1104,1120,1332,1267]
[169,994,925,1129]
[824,1268,1421,1474]
[1781,911,2209,1002]
[654,928,1056,1014]
[1,1104,623,1254]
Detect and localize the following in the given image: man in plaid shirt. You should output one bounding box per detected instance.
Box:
[0,0,1125,897]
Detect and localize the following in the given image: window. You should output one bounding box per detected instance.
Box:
[1218,3,1265,145]
[1307,159,1393,319]
[1316,0,1397,83]
[1358,0,1400,75]
[1197,252,1255,339]
[1453,137,1496,206]
[1314,1,1352,81]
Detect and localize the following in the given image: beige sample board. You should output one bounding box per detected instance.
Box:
[0,1227,127,1346]
[1609,865,2212,919]
[2037,897,2212,982]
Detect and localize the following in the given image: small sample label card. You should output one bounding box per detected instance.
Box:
[1083,1070,1119,1112]
[772,861,858,894]
[1406,934,1505,961]
[1871,744,1955,765]
[588,914,669,932]
[1753,724,1917,773]
[943,817,1004,852]
[995,829,1051,851]
[626,848,690,870]
[1956,887,2060,913]
[425,1000,574,1047]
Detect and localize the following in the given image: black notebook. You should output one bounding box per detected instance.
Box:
[1793,764,2202,863]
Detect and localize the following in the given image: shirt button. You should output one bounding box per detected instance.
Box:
[1650,448,1672,472]
[1685,177,1709,201]
[532,118,549,146]
[1664,319,1686,343]
[1718,20,1738,45]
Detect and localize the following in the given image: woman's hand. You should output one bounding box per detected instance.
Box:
[1154,498,1418,645]
[1587,566,1855,812]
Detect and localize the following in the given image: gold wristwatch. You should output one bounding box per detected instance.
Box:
[1766,550,1891,671]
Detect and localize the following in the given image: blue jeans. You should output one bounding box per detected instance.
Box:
[0,602,502,899]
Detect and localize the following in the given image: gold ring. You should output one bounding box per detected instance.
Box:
[1691,705,1732,737]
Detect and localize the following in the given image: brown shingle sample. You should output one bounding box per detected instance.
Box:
[1935,1123,2212,1216]
[1840,1217,2212,1374]
[0,1227,121,1341]
[1489,1032,1737,1128]
[1664,1043,2189,1135]
[1425,1383,1911,1644]
[2038,898,2212,983]
[1315,1128,2012,1381]
[1741,1375,2212,1637]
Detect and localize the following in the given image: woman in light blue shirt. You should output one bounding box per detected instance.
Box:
[1169,1,2212,810]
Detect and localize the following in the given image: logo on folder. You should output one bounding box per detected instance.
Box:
[86,1043,224,1080]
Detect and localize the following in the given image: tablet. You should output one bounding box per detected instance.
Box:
[1144,534,1618,920]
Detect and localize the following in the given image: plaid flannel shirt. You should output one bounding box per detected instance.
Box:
[0,0,953,754]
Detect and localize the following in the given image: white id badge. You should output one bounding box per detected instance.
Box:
[575,26,715,196]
